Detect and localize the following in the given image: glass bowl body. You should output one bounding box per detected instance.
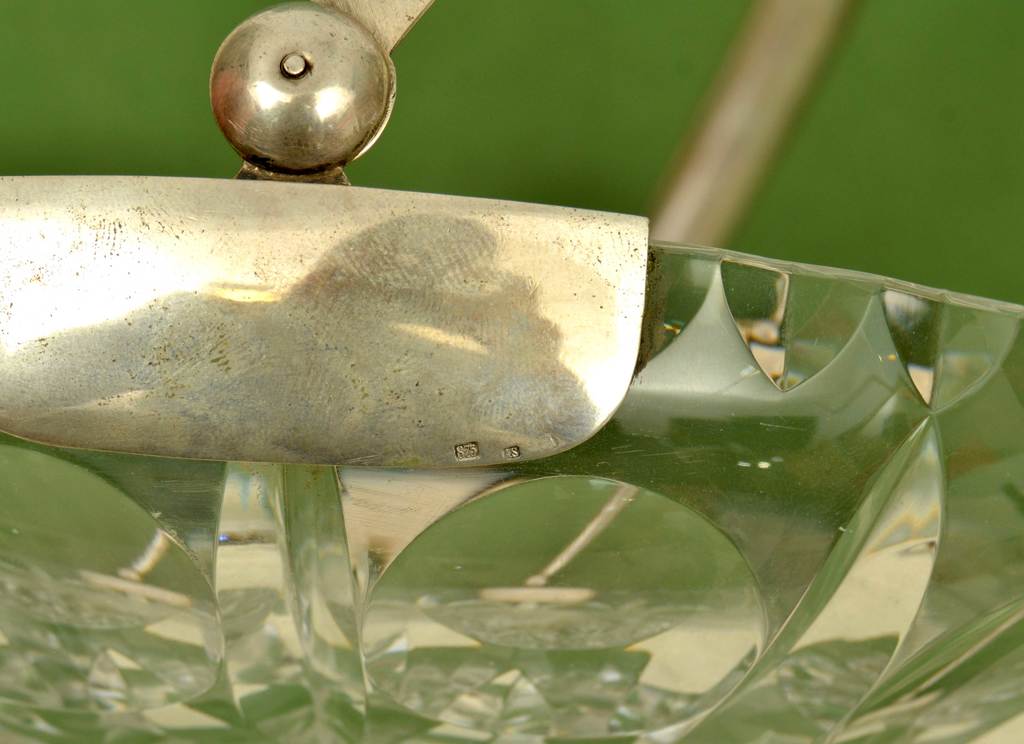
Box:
[2,243,1022,743]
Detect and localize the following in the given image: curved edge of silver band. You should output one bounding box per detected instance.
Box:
[0,176,648,467]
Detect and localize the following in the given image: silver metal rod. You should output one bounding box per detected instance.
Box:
[651,0,857,246]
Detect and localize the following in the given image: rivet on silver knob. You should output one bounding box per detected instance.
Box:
[280,52,311,79]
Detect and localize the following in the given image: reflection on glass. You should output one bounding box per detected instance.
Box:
[363,476,764,739]
[0,444,220,729]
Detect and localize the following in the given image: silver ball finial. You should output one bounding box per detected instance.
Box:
[210,3,394,175]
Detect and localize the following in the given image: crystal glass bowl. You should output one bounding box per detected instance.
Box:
[2,243,1021,743]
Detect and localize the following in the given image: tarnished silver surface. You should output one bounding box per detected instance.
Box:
[314,0,435,51]
[0,176,648,467]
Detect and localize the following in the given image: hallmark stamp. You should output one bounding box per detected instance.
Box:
[503,445,522,460]
[455,442,480,461]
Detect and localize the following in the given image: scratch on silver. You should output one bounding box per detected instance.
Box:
[0,177,648,467]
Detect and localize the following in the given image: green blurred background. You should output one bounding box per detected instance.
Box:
[1,0,1021,302]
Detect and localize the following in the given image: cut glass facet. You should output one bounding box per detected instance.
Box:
[2,243,1023,742]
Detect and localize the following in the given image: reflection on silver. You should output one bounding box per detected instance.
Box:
[0,176,648,467]
[211,3,394,176]
[213,1,433,182]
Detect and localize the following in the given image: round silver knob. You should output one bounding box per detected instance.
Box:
[210,3,394,175]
